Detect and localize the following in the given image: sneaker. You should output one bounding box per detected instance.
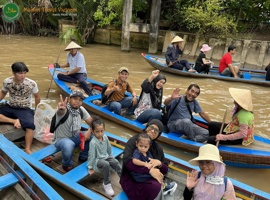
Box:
[163,181,177,196]
[62,165,73,172]
[103,183,114,196]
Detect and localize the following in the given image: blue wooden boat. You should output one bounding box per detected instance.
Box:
[0,135,63,200]
[48,65,270,169]
[1,130,270,200]
[141,53,270,87]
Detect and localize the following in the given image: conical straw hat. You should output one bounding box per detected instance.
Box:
[65,41,82,51]
[229,88,253,111]
[171,36,184,43]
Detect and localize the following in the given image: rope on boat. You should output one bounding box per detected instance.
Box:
[0,155,41,200]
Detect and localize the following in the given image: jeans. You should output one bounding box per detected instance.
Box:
[54,132,91,166]
[57,73,92,96]
[168,118,209,142]
[136,108,162,124]
[107,97,136,115]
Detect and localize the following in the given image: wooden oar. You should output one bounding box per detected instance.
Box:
[216,109,227,147]
[46,48,62,99]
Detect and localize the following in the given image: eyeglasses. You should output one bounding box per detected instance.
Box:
[198,160,213,166]
[147,125,159,134]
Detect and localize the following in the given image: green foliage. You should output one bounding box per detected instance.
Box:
[59,27,83,45]
[183,0,237,38]
[93,0,148,27]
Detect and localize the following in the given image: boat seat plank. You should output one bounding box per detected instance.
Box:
[243,72,251,79]
[31,144,58,161]
[113,191,128,200]
[64,146,124,182]
[0,171,24,189]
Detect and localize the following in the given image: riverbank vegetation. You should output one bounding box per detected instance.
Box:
[0,0,269,42]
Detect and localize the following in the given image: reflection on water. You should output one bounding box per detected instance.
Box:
[0,35,269,193]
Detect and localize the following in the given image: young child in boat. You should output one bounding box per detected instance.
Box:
[131,133,177,195]
[87,116,121,197]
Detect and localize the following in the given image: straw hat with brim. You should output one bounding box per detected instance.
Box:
[65,41,82,51]
[118,67,129,73]
[171,36,184,43]
[200,44,211,52]
[229,88,253,111]
[189,144,223,166]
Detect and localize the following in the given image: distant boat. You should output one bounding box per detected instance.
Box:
[48,65,270,169]
[0,135,63,200]
[141,53,270,87]
[1,128,270,200]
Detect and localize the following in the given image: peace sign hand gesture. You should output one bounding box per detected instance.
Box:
[57,94,68,111]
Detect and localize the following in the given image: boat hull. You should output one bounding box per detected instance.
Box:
[48,65,270,169]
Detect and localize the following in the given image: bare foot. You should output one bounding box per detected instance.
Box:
[24,149,32,154]
[188,69,197,73]
[93,100,102,105]
[13,119,21,129]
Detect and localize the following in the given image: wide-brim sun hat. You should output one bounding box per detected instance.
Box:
[65,41,82,51]
[189,144,223,166]
[118,67,129,73]
[229,88,253,111]
[171,36,184,43]
[200,44,211,52]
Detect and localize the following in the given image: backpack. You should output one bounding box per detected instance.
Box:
[101,80,117,104]
[49,108,83,133]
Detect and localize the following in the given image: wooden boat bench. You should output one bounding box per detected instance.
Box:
[0,171,24,189]
[64,146,124,182]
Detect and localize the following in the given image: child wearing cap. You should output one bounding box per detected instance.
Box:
[104,67,138,116]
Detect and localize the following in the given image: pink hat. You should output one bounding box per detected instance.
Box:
[200,44,211,52]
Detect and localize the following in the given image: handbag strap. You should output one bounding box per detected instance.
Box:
[184,97,195,122]
[168,97,181,118]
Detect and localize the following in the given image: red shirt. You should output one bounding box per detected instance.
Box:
[219,53,232,73]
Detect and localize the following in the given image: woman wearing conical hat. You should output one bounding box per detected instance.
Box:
[208,88,254,146]
[56,41,92,96]
[165,36,196,72]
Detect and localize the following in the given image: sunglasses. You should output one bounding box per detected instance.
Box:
[147,125,159,134]
[198,160,213,166]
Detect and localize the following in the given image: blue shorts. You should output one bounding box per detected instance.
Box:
[0,104,35,130]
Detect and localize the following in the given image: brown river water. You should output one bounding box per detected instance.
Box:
[0,35,269,196]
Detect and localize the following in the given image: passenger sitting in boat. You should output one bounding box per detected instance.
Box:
[219,45,240,78]
[164,84,211,143]
[207,88,254,146]
[120,119,176,200]
[165,36,196,72]
[53,90,92,172]
[56,41,93,96]
[134,70,166,123]
[0,62,40,154]
[130,133,177,195]
[194,44,214,74]
[265,63,270,81]
[184,144,236,200]
[87,116,122,197]
[105,67,138,116]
